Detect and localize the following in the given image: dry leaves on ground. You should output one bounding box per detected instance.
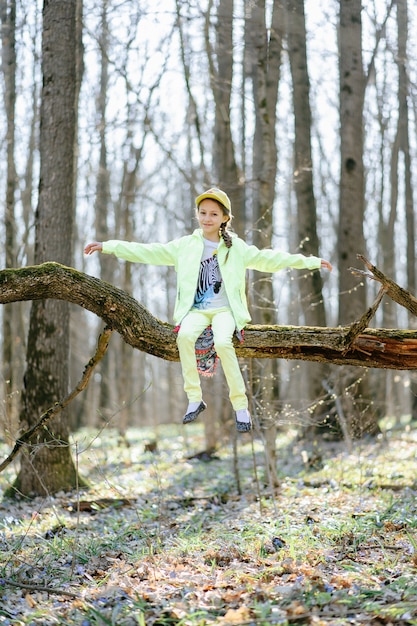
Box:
[0,423,417,624]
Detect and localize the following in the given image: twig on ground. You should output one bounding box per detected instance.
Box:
[0,328,113,473]
[0,577,80,598]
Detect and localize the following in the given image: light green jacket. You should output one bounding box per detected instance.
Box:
[102,229,322,330]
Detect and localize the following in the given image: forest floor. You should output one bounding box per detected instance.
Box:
[0,418,417,625]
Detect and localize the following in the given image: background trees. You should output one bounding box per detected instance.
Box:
[1,0,417,493]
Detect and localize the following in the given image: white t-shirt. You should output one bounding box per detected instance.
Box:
[193,239,230,310]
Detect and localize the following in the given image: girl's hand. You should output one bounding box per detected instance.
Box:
[84,242,103,255]
[321,259,332,272]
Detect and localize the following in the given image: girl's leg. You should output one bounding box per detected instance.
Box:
[211,310,248,410]
[177,310,210,403]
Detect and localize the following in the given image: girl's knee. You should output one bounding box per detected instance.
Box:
[177,328,200,346]
[214,337,234,354]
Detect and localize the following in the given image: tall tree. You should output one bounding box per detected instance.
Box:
[371,41,398,416]
[94,0,116,419]
[115,140,143,436]
[338,0,366,323]
[206,0,244,232]
[395,0,414,304]
[394,0,417,417]
[245,0,283,484]
[200,0,245,446]
[338,0,378,437]
[12,0,80,496]
[285,0,326,326]
[1,0,18,438]
[285,0,330,429]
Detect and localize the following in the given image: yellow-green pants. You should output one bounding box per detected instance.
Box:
[176,307,248,410]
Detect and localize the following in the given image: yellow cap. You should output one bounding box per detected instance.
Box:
[195,187,232,214]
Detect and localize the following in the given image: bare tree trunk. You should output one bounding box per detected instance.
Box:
[395,0,417,418]
[245,0,283,486]
[20,14,40,265]
[206,0,244,233]
[285,0,331,433]
[201,0,245,445]
[338,0,366,322]
[1,0,18,440]
[13,0,80,497]
[70,0,87,432]
[94,0,116,421]
[373,66,399,420]
[14,10,41,436]
[115,142,141,437]
[175,0,208,186]
[337,0,378,438]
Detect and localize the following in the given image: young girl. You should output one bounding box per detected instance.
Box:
[85,187,332,432]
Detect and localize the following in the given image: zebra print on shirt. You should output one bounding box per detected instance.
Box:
[194,254,221,306]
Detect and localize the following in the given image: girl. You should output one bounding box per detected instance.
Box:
[85,187,332,432]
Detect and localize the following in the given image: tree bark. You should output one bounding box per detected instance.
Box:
[337,0,378,437]
[338,0,367,322]
[203,0,243,448]
[1,0,18,438]
[395,0,417,418]
[93,0,115,419]
[206,0,244,234]
[15,0,79,496]
[285,0,331,431]
[245,0,284,486]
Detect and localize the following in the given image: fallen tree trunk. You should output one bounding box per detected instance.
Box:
[1,261,417,369]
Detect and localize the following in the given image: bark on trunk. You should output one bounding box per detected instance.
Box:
[337,0,378,436]
[285,0,331,432]
[245,0,284,487]
[1,0,19,438]
[16,0,79,496]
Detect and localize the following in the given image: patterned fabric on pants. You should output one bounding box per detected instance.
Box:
[176,307,248,410]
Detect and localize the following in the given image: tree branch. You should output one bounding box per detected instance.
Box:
[2,261,417,369]
[0,263,176,360]
[0,328,112,473]
[0,577,80,599]
[338,285,388,353]
[351,254,417,316]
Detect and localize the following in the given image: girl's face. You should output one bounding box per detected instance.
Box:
[197,199,228,241]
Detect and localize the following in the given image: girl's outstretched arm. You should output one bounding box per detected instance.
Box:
[321,259,332,272]
[84,242,103,255]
